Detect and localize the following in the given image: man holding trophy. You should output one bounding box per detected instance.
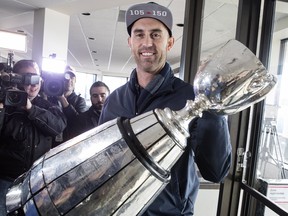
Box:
[99,2,232,215]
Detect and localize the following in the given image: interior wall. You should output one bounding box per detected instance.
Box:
[194,189,219,216]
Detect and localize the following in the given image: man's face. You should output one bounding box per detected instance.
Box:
[128,18,174,74]
[90,86,109,111]
[18,66,41,100]
[64,73,76,92]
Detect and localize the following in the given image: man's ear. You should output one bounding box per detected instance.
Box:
[128,37,132,49]
[167,37,175,51]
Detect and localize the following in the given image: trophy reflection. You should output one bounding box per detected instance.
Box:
[6,40,276,216]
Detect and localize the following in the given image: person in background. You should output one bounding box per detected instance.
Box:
[72,81,110,136]
[48,66,88,144]
[58,66,88,114]
[99,2,232,215]
[0,59,67,215]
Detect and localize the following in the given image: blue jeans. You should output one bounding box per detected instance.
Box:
[0,179,13,216]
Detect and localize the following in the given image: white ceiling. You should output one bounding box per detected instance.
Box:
[0,0,287,77]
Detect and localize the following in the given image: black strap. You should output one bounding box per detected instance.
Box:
[117,117,170,183]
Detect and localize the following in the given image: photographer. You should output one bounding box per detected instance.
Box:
[47,66,88,143]
[0,59,67,215]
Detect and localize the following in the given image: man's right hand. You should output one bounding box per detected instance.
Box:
[57,95,69,108]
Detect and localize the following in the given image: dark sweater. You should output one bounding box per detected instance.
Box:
[99,63,232,215]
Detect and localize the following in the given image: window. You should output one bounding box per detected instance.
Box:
[102,75,128,93]
[257,38,288,179]
[74,71,96,106]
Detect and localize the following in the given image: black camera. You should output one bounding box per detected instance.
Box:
[0,71,40,106]
[4,89,28,107]
[42,72,65,96]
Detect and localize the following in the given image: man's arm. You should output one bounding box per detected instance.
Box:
[61,95,88,119]
[189,111,232,182]
[27,102,67,137]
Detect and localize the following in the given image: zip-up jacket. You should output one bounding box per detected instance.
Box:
[48,91,87,143]
[99,63,232,215]
[0,96,67,180]
[70,106,101,137]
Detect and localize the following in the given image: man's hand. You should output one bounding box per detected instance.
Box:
[23,98,32,111]
[57,95,69,108]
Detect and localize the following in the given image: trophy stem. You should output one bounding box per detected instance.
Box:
[175,94,211,121]
[155,94,210,150]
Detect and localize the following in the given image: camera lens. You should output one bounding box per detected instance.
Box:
[7,91,21,103]
[5,90,27,106]
[47,81,61,95]
[43,73,64,96]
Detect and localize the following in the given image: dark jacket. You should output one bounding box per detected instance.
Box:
[71,106,101,137]
[99,63,232,215]
[62,92,88,141]
[48,92,88,143]
[62,92,88,119]
[0,96,67,180]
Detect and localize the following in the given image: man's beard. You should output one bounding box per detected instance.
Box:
[93,103,103,111]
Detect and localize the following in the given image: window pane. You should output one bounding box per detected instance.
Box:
[102,75,128,93]
[74,71,96,106]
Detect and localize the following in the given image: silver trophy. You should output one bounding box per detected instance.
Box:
[6,40,276,216]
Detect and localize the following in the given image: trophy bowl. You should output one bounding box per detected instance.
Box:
[156,39,277,149]
[193,39,277,115]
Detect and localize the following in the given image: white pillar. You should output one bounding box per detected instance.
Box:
[32,8,70,69]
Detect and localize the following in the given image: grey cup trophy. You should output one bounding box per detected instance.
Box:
[6,39,276,216]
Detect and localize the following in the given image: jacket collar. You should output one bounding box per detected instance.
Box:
[129,62,174,94]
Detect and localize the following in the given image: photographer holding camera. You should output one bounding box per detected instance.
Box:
[47,66,88,144]
[0,59,67,215]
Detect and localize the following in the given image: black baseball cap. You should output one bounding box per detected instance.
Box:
[125,2,173,36]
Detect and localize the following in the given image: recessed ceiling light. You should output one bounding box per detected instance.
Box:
[88,37,95,40]
[82,12,90,16]
[92,51,97,53]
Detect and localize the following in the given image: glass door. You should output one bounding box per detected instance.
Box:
[233,0,288,215]
[216,0,288,215]
[253,1,288,215]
